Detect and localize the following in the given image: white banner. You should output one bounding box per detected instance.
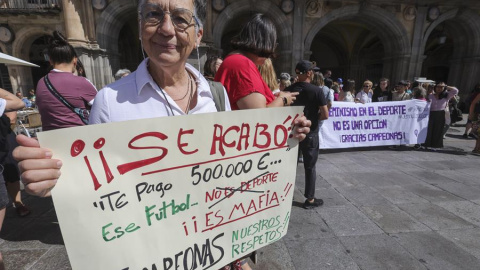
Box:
[319,100,431,149]
[37,107,303,270]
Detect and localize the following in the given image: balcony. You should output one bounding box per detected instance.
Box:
[0,0,62,14]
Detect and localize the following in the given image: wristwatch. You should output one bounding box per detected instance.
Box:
[282,97,288,106]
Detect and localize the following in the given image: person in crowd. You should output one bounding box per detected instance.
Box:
[372,77,391,102]
[413,86,427,101]
[214,14,307,267]
[324,78,334,103]
[463,83,480,138]
[323,69,332,80]
[355,80,373,103]
[15,92,32,108]
[74,58,87,77]
[331,82,340,101]
[468,92,480,154]
[406,80,412,94]
[14,4,311,270]
[35,31,98,131]
[114,68,131,80]
[0,87,25,270]
[443,92,462,139]
[1,111,31,217]
[258,58,280,94]
[203,55,222,81]
[279,72,291,91]
[215,13,298,110]
[285,60,328,209]
[426,83,435,95]
[27,89,36,106]
[311,72,332,127]
[423,82,459,150]
[339,79,355,102]
[336,78,343,91]
[392,80,412,101]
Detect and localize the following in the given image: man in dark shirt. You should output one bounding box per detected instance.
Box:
[285,60,329,209]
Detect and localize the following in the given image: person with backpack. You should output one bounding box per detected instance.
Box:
[35,31,97,131]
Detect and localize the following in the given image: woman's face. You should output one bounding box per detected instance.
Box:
[214,58,223,72]
[363,84,372,93]
[140,0,202,69]
[435,83,446,93]
[379,81,388,90]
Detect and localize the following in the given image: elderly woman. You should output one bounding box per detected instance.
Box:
[355,80,373,103]
[215,13,297,110]
[423,82,459,150]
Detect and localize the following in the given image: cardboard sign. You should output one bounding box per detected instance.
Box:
[37,107,303,270]
[320,100,431,148]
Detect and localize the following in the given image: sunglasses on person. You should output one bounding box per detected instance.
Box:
[363,85,371,88]
[140,3,199,30]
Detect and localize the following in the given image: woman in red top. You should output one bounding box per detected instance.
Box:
[215,14,297,110]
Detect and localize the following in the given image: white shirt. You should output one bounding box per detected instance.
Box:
[89,59,231,124]
[343,92,354,102]
[356,91,372,103]
[0,98,5,116]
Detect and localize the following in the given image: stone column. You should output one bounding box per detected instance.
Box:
[61,0,87,45]
[449,57,480,98]
[293,0,306,72]
[408,6,428,80]
[385,54,410,85]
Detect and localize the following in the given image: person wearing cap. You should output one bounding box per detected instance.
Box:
[337,78,343,91]
[284,60,328,209]
[392,80,412,101]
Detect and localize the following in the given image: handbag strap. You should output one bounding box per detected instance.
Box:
[44,74,88,124]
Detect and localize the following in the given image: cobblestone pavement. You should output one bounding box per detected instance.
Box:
[1,121,479,270]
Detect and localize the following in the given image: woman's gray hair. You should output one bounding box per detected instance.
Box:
[138,0,206,29]
[115,69,131,80]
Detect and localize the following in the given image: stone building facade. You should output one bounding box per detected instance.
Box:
[1,0,480,99]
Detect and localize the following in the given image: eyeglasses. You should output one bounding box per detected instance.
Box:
[363,85,370,88]
[140,3,198,30]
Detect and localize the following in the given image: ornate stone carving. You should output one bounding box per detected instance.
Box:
[404,6,416,21]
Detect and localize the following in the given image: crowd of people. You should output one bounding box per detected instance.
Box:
[0,0,479,269]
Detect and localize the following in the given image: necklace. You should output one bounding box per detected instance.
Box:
[159,71,194,116]
[173,77,191,101]
[184,73,194,115]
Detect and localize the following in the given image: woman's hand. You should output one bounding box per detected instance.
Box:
[278,91,299,106]
[13,134,62,197]
[292,115,311,141]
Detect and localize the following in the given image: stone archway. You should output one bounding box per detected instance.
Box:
[212,0,293,73]
[305,4,411,85]
[96,0,138,83]
[421,9,480,96]
[10,27,54,92]
[0,44,12,92]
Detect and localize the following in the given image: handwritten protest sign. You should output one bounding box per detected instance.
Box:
[37,107,303,270]
[320,100,431,148]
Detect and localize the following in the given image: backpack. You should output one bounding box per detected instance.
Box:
[208,80,226,112]
[0,114,12,162]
